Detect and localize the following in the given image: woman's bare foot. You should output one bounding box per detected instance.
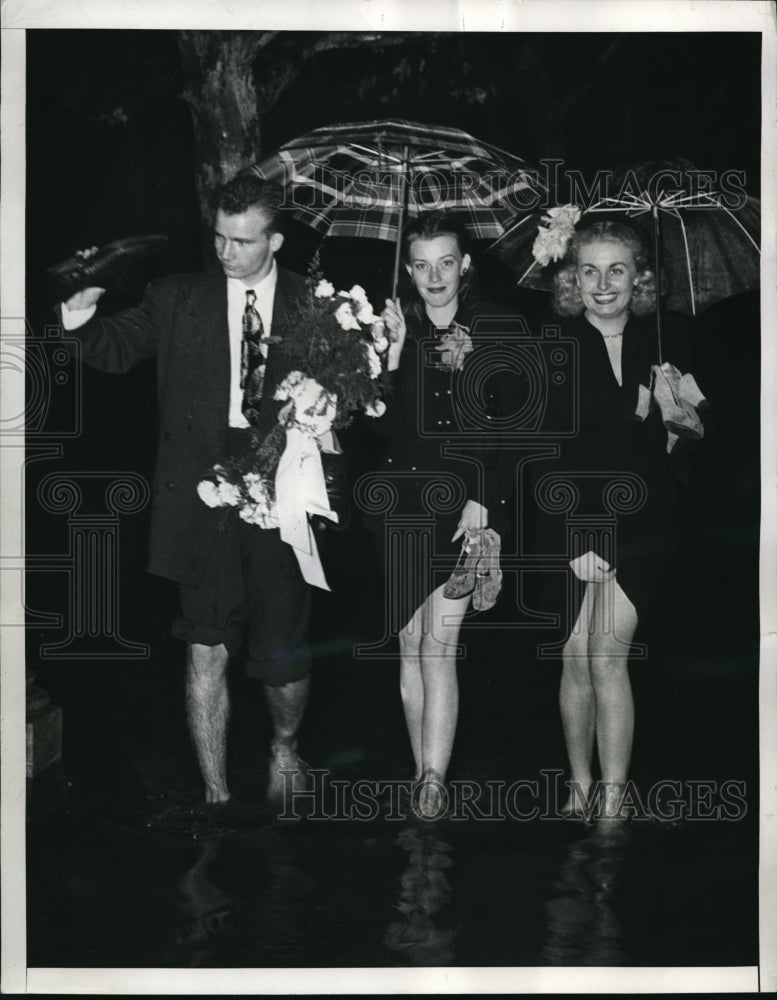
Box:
[559,780,592,819]
[598,781,626,823]
[416,770,447,820]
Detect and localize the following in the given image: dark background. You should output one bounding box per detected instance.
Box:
[25,31,761,262]
[23,29,762,970]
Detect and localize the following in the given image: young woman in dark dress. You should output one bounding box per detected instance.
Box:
[369,212,519,816]
[536,219,693,821]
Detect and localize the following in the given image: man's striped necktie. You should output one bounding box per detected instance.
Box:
[241,288,267,425]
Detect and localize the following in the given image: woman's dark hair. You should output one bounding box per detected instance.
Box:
[552,219,656,316]
[217,172,286,235]
[399,211,476,325]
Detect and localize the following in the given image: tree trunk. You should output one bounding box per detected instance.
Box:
[176,29,417,260]
[177,31,269,252]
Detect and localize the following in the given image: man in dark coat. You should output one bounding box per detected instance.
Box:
[61,174,312,805]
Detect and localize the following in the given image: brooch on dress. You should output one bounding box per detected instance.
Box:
[433,322,474,372]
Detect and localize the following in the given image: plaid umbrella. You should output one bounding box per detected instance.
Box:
[490,159,761,449]
[490,159,761,362]
[249,118,547,295]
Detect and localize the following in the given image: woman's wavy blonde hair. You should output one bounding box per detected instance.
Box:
[552,219,657,317]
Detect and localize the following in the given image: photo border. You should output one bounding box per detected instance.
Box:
[2,1,775,994]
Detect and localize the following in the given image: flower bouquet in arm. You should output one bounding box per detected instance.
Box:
[197,275,388,589]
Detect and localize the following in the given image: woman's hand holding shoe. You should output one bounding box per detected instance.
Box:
[452,499,488,542]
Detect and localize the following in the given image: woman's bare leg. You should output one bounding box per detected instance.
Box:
[419,587,469,774]
[401,587,470,816]
[559,584,596,811]
[589,577,638,816]
[398,603,426,780]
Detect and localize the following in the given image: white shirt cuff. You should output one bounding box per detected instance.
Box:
[60,299,97,330]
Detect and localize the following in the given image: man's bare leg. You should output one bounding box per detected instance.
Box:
[185,643,231,803]
[264,676,310,804]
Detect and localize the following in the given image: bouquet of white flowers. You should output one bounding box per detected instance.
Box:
[197,276,389,588]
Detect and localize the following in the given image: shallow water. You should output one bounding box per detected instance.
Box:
[27,778,757,969]
[26,519,759,970]
[26,662,758,969]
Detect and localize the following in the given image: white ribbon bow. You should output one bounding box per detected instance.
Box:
[275,427,338,590]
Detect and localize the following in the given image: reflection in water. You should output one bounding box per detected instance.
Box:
[543,825,630,966]
[172,839,233,967]
[169,830,314,967]
[384,824,457,966]
[240,831,315,965]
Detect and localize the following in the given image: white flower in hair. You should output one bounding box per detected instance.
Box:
[532,204,582,267]
[546,205,582,227]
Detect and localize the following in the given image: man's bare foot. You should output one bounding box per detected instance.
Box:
[204,788,230,805]
[265,742,309,808]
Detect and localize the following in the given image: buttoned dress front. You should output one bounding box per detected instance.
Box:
[365,298,524,611]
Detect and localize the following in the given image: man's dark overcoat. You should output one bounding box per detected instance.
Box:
[70,267,307,587]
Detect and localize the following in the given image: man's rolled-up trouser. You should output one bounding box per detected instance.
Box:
[173,521,312,686]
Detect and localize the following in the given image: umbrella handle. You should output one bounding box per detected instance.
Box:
[391,223,403,300]
[391,145,411,299]
[652,205,664,366]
